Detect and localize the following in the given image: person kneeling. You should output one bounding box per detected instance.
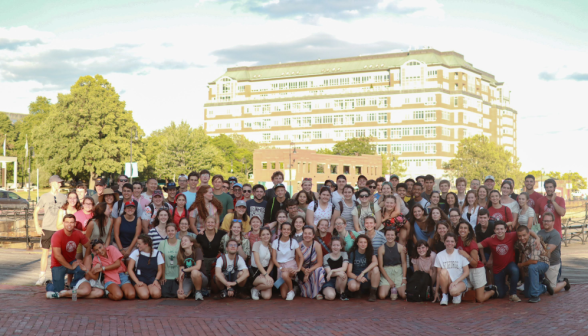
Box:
[214,238,250,299]
[346,235,380,302]
[128,234,165,300]
[434,233,470,305]
[177,235,208,300]
[515,226,551,303]
[322,238,349,301]
[377,228,407,300]
[92,239,135,301]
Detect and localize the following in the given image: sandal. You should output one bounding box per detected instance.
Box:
[316,294,324,300]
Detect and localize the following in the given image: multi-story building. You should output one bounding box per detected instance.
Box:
[204,48,517,177]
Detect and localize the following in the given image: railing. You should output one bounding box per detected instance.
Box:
[562,202,588,247]
[0,204,34,250]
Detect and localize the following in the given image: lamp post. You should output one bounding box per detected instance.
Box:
[27,146,34,201]
[541,168,545,195]
[289,142,296,194]
[130,126,138,183]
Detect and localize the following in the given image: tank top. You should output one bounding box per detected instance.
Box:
[89,218,112,243]
[119,215,138,248]
[383,243,401,266]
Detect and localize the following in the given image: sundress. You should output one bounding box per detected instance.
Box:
[298,242,326,298]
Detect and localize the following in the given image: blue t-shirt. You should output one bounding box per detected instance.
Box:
[184,191,197,209]
[350,251,368,276]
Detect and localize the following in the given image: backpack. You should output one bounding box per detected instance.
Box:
[220,253,241,274]
[356,203,376,224]
[314,201,337,216]
[117,199,138,216]
[405,270,433,302]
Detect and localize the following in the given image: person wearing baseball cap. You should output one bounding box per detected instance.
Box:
[92,177,107,204]
[263,183,289,227]
[228,177,238,196]
[141,190,174,233]
[220,199,251,232]
[484,175,496,191]
[164,182,177,207]
[232,183,245,207]
[34,175,68,286]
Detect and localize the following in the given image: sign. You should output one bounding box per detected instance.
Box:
[125,162,139,178]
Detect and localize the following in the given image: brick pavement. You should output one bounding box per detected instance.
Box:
[1,285,587,335]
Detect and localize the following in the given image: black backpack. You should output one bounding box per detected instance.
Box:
[405,270,432,302]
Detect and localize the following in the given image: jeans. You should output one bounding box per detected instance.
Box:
[493,262,519,298]
[48,261,86,293]
[558,258,563,282]
[524,262,549,298]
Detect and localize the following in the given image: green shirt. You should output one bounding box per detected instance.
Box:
[157,239,181,280]
[214,192,234,223]
[342,230,360,252]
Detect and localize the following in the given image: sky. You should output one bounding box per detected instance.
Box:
[0,0,587,176]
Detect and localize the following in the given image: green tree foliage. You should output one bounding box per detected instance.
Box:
[522,170,587,191]
[34,75,142,189]
[443,135,524,190]
[0,113,13,136]
[381,154,407,178]
[328,137,376,156]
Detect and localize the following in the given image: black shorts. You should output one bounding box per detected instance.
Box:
[41,230,56,249]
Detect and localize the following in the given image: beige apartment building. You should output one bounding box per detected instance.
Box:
[204,48,517,177]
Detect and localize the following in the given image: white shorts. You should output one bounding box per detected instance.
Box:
[468,267,487,290]
[545,263,560,287]
[74,277,105,290]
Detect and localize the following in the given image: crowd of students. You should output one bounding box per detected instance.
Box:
[36,170,571,304]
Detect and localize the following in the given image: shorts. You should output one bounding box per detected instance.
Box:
[348,273,370,282]
[40,230,55,249]
[468,267,487,290]
[545,263,560,288]
[74,277,105,290]
[182,272,209,294]
[322,278,337,290]
[105,273,131,290]
[279,260,298,271]
[380,265,404,287]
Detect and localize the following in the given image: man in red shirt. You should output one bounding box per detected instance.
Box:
[478,221,541,302]
[46,214,91,297]
[535,179,566,236]
[524,174,543,210]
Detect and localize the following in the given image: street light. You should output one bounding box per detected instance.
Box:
[289,142,296,194]
[27,146,34,201]
[130,126,138,183]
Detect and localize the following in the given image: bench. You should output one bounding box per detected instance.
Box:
[562,217,587,247]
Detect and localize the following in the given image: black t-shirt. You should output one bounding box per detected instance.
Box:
[475,223,495,255]
[246,199,267,219]
[196,230,227,258]
[264,188,291,202]
[326,254,345,269]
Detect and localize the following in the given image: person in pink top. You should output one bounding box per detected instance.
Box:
[91,239,136,301]
[74,197,95,260]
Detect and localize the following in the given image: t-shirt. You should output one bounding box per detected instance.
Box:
[215,254,248,273]
[112,200,144,219]
[138,192,153,209]
[129,249,165,265]
[537,229,562,265]
[220,213,251,233]
[360,230,386,255]
[480,232,518,273]
[148,228,167,250]
[214,192,234,223]
[50,230,89,267]
[251,241,271,268]
[183,191,197,210]
[142,204,174,224]
[157,239,181,280]
[535,196,565,236]
[434,249,469,282]
[488,206,513,223]
[349,250,369,276]
[92,245,126,284]
[411,252,436,273]
[246,199,267,220]
[74,210,93,231]
[518,207,536,228]
[272,238,299,263]
[180,247,204,271]
[456,237,484,269]
[37,192,67,231]
[351,203,381,231]
[528,191,543,210]
[341,230,360,252]
[323,252,348,270]
[474,224,495,256]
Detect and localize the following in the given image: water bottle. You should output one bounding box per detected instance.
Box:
[72,288,77,301]
[391,286,398,301]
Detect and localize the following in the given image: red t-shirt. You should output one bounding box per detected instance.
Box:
[317,232,332,256]
[487,206,513,223]
[456,237,483,269]
[172,208,188,228]
[74,210,94,231]
[480,232,518,274]
[535,195,565,236]
[93,245,127,285]
[527,192,543,210]
[51,230,89,268]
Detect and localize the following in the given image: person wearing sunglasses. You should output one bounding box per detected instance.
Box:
[220,200,251,233]
[34,175,68,286]
[242,183,253,200]
[214,238,251,300]
[232,183,245,207]
[116,175,129,200]
[352,188,381,232]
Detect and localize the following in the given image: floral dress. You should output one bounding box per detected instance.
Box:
[298,242,326,298]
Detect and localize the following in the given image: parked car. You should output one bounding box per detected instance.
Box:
[0,190,30,209]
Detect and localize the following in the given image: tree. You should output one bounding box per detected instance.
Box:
[34,75,142,189]
[563,172,587,191]
[0,113,13,136]
[443,135,524,189]
[330,137,376,156]
[381,154,407,178]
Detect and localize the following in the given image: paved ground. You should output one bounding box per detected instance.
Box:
[0,244,587,335]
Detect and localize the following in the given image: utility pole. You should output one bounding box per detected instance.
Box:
[130,126,137,183]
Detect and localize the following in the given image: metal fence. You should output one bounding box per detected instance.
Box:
[0,205,34,250]
[562,202,588,247]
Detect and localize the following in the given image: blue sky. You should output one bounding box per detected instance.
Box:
[1,0,587,177]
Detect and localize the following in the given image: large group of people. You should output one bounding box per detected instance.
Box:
[36,170,571,305]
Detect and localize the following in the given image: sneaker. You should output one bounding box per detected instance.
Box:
[36,274,46,286]
[564,278,571,291]
[194,291,204,301]
[489,285,499,299]
[340,292,349,301]
[541,278,554,295]
[46,291,59,299]
[251,288,260,301]
[316,294,324,300]
[452,294,462,304]
[509,294,521,302]
[528,297,541,303]
[286,290,295,301]
[517,284,525,291]
[440,294,449,306]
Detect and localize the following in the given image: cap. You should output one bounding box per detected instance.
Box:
[102,188,116,195]
[302,177,312,182]
[48,175,64,184]
[484,175,495,182]
[357,175,367,181]
[153,190,163,197]
[233,183,243,189]
[274,183,286,190]
[390,174,399,180]
[167,182,177,189]
[235,200,247,207]
[124,201,136,208]
[228,176,238,182]
[95,177,106,186]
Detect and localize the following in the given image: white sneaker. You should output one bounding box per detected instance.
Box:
[452,294,462,304]
[517,284,525,291]
[36,274,46,286]
[46,291,59,299]
[251,288,260,300]
[286,290,295,301]
[440,294,449,306]
[194,292,204,301]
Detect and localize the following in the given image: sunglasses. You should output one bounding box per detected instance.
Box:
[232,219,243,223]
[119,179,128,182]
[368,186,377,189]
[243,190,252,193]
[359,194,369,198]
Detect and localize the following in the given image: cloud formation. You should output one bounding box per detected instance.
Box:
[212,33,408,65]
[539,71,588,81]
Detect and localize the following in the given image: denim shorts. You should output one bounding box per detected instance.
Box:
[105,273,131,290]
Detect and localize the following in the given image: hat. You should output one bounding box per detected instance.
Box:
[390,174,399,180]
[153,190,163,197]
[228,176,238,182]
[235,200,247,207]
[102,188,116,195]
[357,175,367,181]
[233,183,243,189]
[124,201,136,208]
[484,175,495,182]
[274,183,286,190]
[95,177,106,186]
[48,175,63,184]
[167,182,177,189]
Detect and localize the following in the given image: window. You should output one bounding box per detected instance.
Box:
[454,97,458,106]
[279,162,284,169]
[391,144,402,154]
[425,143,436,154]
[413,127,423,136]
[313,131,322,139]
[237,85,245,93]
[442,127,451,136]
[412,111,424,120]
[263,133,271,142]
[424,127,436,138]
[391,127,401,139]
[377,145,387,154]
[343,165,350,174]
[416,97,422,103]
[378,97,388,108]
[262,162,267,169]
[340,78,349,85]
[368,113,376,122]
[425,111,436,121]
[405,98,410,104]
[307,163,311,173]
[303,102,312,111]
[333,115,344,125]
[442,111,451,120]
[300,81,308,88]
[426,96,436,105]
[355,166,362,174]
[442,143,451,152]
[352,77,361,84]
[271,162,276,169]
[378,112,388,123]
[377,128,388,139]
[427,70,437,77]
[330,165,338,174]
[356,98,366,107]
[289,82,298,89]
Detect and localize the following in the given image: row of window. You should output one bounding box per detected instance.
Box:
[261,162,377,176]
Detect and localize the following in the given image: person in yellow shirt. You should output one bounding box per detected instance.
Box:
[220,200,251,232]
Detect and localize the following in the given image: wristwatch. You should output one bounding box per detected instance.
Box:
[102,267,105,272]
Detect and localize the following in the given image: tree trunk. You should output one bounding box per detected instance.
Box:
[89,171,97,190]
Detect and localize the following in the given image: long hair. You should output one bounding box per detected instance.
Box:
[462,190,478,212]
[445,192,458,209]
[349,234,374,260]
[233,205,249,223]
[295,190,313,205]
[152,208,171,228]
[137,234,153,256]
[277,222,293,251]
[82,196,96,209]
[455,220,476,247]
[487,190,502,208]
[92,202,108,238]
[424,206,449,233]
[61,191,81,211]
[432,220,450,247]
[228,220,245,241]
[476,186,489,204]
[291,215,306,232]
[190,185,223,222]
[176,235,202,267]
[259,227,273,253]
[381,195,397,218]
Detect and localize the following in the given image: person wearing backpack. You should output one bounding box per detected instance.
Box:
[141,190,173,233]
[338,185,358,231]
[213,237,251,300]
[306,187,341,229]
[411,240,437,286]
[352,188,381,232]
[112,183,143,220]
[333,217,360,252]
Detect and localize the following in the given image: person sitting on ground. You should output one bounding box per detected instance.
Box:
[214,237,251,300]
[434,233,470,305]
[127,234,164,300]
[537,212,571,294]
[377,228,407,300]
[322,237,349,301]
[250,227,275,300]
[91,238,135,301]
[177,235,207,301]
[515,226,551,303]
[411,240,437,285]
[346,234,381,302]
[272,222,304,301]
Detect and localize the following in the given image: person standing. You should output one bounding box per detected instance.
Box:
[524,175,542,209]
[407,183,430,215]
[139,178,159,209]
[484,176,496,191]
[184,172,200,209]
[535,179,566,236]
[212,175,234,223]
[232,183,245,207]
[470,179,480,192]
[177,174,189,194]
[246,184,267,220]
[132,182,143,202]
[112,183,143,219]
[164,182,178,207]
[331,175,351,205]
[264,171,291,201]
[421,175,435,202]
[116,175,129,200]
[34,175,68,286]
[263,184,289,227]
[91,177,107,204]
[199,169,211,188]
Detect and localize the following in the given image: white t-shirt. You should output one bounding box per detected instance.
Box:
[434,249,469,282]
[215,254,248,273]
[129,249,165,265]
[272,238,299,263]
[251,241,271,268]
[308,201,333,226]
